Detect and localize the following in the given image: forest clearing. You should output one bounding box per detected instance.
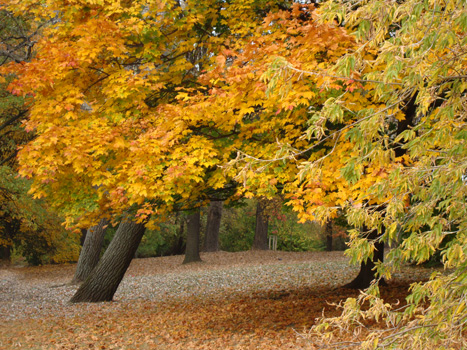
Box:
[0,251,436,349]
[1,0,466,348]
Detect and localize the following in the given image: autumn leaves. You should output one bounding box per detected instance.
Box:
[2,0,467,347]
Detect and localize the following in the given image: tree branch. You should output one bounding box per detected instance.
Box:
[0,109,28,133]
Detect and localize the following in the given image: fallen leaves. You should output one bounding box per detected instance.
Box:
[0,251,437,349]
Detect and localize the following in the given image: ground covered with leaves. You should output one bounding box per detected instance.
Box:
[0,251,437,349]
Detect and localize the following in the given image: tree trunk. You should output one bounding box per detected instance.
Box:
[325,220,333,251]
[71,218,109,284]
[183,209,202,264]
[344,226,385,289]
[171,215,186,255]
[252,199,269,250]
[343,97,417,289]
[0,245,11,265]
[344,86,417,290]
[204,201,223,252]
[70,219,146,303]
[79,228,87,246]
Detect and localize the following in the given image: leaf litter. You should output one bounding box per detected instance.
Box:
[0,250,438,349]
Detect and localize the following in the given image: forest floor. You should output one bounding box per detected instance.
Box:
[0,250,438,349]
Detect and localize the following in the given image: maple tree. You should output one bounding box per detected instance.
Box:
[1,0,300,300]
[70,218,146,303]
[2,0,353,296]
[185,2,361,255]
[2,0,288,228]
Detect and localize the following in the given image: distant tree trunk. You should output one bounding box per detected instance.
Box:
[0,245,11,265]
[252,199,269,250]
[171,215,186,255]
[325,220,333,251]
[204,201,223,252]
[71,218,109,284]
[70,219,146,303]
[344,226,386,289]
[79,228,87,246]
[183,209,202,264]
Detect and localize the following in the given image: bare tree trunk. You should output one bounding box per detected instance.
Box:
[0,245,11,266]
[325,220,333,251]
[79,228,87,246]
[252,199,269,250]
[171,214,186,255]
[344,226,386,289]
[70,219,146,303]
[71,218,109,284]
[183,209,202,264]
[204,201,223,252]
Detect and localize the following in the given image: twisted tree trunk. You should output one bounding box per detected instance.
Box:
[72,218,108,284]
[70,219,146,303]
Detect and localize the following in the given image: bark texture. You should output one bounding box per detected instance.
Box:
[71,218,108,284]
[252,199,269,250]
[183,209,202,264]
[70,219,146,303]
[344,226,385,289]
[204,201,223,252]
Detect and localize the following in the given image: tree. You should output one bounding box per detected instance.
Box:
[308,1,467,346]
[252,199,269,250]
[204,201,223,252]
[70,218,146,303]
[2,0,291,294]
[3,0,290,230]
[0,245,10,264]
[0,167,80,265]
[343,225,386,289]
[325,220,332,252]
[71,218,108,284]
[183,209,202,264]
